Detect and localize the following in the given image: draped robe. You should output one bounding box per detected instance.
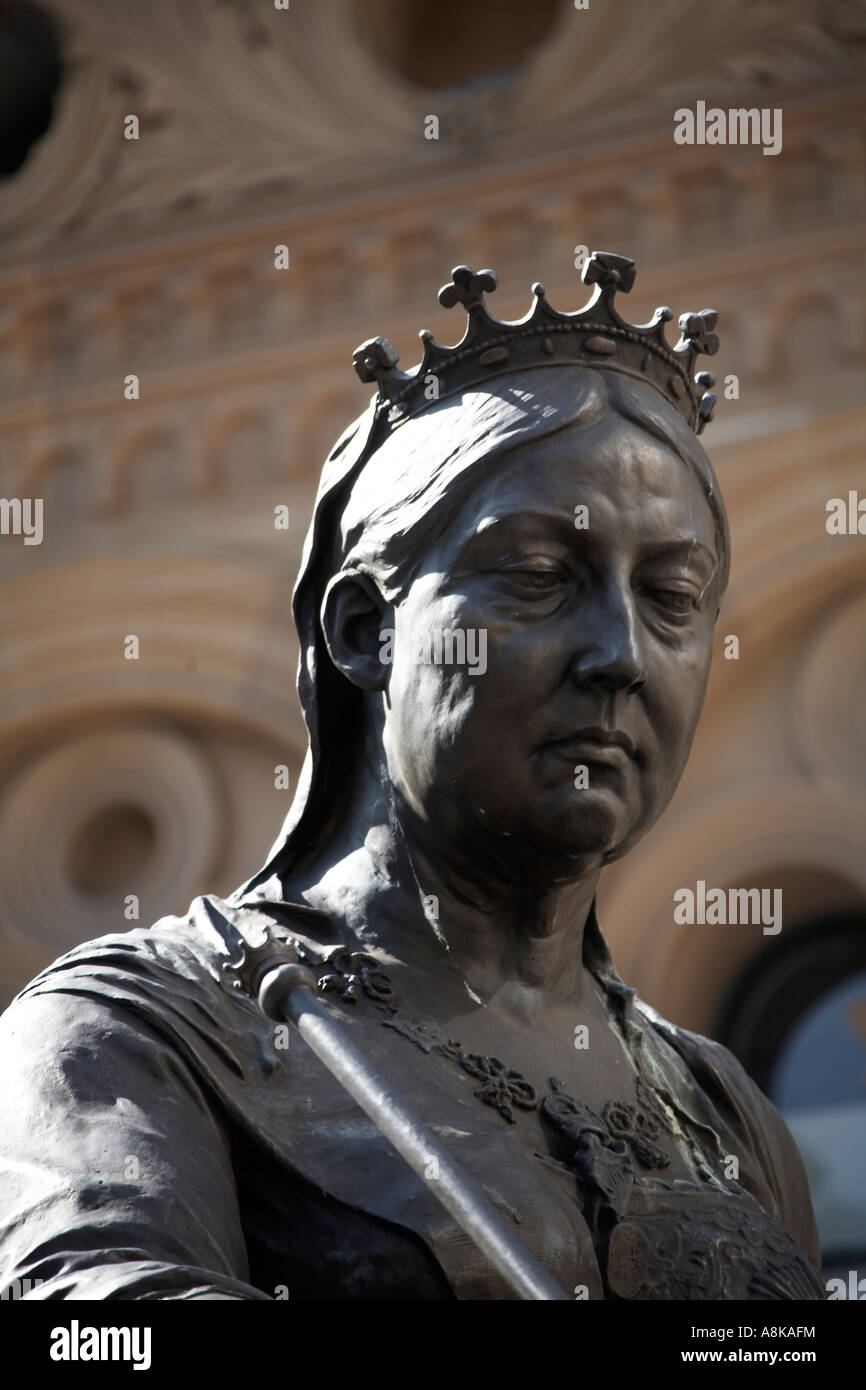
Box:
[0,893,824,1300]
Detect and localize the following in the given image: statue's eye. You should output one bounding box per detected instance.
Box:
[513,570,562,589]
[646,588,696,617]
[498,565,567,596]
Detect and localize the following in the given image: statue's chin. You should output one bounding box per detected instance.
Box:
[537,786,634,854]
[475,791,639,884]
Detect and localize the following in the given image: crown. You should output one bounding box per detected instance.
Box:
[353,252,719,435]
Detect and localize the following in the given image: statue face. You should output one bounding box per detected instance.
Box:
[380,409,720,882]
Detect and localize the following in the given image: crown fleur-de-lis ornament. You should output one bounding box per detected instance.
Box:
[352,252,721,435]
[676,309,720,358]
[581,250,637,294]
[437,266,498,312]
[353,336,400,385]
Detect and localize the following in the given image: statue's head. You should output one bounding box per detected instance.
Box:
[240,256,729,899]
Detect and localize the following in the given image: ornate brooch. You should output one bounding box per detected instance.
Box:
[319,948,398,1012]
[383,1014,537,1124]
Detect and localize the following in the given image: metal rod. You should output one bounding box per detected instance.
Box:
[258,964,569,1301]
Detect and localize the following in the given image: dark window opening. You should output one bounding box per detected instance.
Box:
[0,4,62,179]
[717,915,866,1272]
[354,0,560,91]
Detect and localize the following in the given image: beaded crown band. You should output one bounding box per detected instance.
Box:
[353,251,719,436]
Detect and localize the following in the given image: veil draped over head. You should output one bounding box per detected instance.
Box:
[233,394,381,906]
[233,364,729,907]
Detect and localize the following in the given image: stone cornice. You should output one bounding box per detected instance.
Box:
[1,74,863,273]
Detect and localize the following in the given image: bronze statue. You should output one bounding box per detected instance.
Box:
[0,255,825,1300]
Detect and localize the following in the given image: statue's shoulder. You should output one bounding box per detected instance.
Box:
[634,998,756,1094]
[1,892,336,1084]
[0,895,291,1086]
[8,894,240,1007]
[633,997,821,1268]
[0,896,336,1169]
[8,891,330,1001]
[634,996,787,1138]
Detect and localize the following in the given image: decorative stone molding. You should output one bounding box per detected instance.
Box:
[2,0,859,244]
[0,552,305,742]
[0,724,223,955]
[793,589,866,802]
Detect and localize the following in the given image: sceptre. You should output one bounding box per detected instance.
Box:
[247,945,570,1302]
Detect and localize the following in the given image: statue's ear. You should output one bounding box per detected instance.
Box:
[321,570,391,692]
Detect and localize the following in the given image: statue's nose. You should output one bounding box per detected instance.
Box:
[568,582,647,695]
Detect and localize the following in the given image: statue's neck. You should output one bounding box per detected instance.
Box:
[286,772,603,1011]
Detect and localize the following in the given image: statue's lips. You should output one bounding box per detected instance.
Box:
[545,726,636,763]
